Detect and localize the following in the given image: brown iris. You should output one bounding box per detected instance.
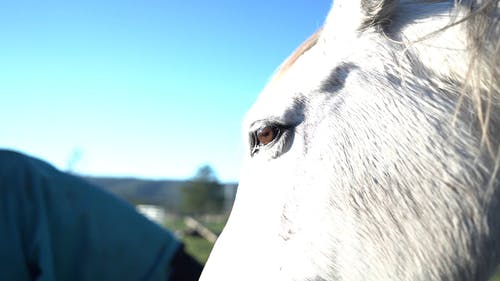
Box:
[250,123,287,156]
[256,126,279,146]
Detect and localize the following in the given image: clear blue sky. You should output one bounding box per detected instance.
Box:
[0,0,330,182]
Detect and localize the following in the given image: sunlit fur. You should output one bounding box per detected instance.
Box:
[200,1,500,280]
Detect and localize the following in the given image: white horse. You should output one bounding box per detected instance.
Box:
[201,0,500,280]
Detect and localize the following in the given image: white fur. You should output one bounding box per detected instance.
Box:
[201,1,500,280]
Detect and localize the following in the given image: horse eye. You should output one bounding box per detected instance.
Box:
[256,126,279,146]
[250,124,283,156]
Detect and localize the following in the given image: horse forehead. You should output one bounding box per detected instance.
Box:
[271,29,322,83]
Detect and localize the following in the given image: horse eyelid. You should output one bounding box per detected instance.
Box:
[249,123,292,157]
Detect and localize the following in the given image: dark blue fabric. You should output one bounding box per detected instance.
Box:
[0,150,180,281]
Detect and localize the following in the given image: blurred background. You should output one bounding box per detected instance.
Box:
[3,1,499,279]
[0,0,330,182]
[0,0,329,265]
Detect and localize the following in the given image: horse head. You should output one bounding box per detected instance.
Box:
[201,1,500,280]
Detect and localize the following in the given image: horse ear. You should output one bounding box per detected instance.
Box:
[324,0,397,34]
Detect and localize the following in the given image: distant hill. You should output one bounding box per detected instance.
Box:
[81,176,237,212]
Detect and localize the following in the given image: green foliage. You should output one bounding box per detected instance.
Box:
[163,215,229,265]
[180,165,225,215]
[203,218,228,235]
[163,216,188,232]
[183,236,213,265]
[491,267,500,281]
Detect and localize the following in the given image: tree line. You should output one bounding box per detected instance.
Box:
[180,165,225,215]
